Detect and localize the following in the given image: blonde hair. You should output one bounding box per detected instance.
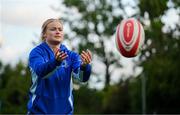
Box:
[41,18,63,41]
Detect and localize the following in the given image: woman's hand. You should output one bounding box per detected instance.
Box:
[80,49,92,66]
[55,48,68,62]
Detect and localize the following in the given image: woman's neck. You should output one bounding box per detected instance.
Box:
[46,41,61,53]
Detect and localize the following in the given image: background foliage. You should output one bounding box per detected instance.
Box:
[0,0,179,114]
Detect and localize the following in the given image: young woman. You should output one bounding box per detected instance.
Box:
[27,18,92,114]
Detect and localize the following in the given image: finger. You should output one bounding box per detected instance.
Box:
[56,52,61,60]
[59,51,65,55]
[81,54,90,64]
[61,54,68,60]
[81,57,86,63]
[81,53,88,62]
[81,53,86,58]
[86,49,92,60]
[60,53,68,59]
[56,52,67,61]
[60,52,67,57]
[81,58,87,65]
[55,48,60,58]
[80,55,87,63]
[56,50,65,56]
[81,51,90,60]
[55,48,59,56]
[81,51,91,63]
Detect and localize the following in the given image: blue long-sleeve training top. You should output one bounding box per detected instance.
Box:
[27,42,91,114]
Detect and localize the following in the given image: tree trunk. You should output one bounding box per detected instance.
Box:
[104,58,110,91]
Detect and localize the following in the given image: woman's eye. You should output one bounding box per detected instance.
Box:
[58,28,62,31]
[50,28,56,31]
[49,28,62,31]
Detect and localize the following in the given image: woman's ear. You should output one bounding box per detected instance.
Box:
[43,33,46,39]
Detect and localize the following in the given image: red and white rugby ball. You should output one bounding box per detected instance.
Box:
[115,18,145,57]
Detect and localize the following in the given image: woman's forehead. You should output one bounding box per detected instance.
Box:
[47,21,63,28]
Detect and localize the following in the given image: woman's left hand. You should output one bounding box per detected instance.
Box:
[80,49,92,66]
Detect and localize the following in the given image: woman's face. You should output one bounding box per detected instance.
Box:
[44,21,64,45]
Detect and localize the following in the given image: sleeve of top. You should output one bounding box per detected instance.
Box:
[80,64,91,82]
[71,52,91,82]
[29,48,61,78]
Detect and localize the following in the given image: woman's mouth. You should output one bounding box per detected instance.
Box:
[55,36,61,38]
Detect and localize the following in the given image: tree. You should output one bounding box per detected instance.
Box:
[60,0,180,113]
[0,61,31,113]
[138,0,180,113]
[102,79,131,113]
[73,86,103,113]
[60,0,128,90]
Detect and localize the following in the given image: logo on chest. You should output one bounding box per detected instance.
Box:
[61,60,69,68]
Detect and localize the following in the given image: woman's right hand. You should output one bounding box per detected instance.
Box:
[55,48,68,62]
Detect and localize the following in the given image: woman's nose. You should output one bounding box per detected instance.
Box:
[55,30,60,34]
[56,31,60,34]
